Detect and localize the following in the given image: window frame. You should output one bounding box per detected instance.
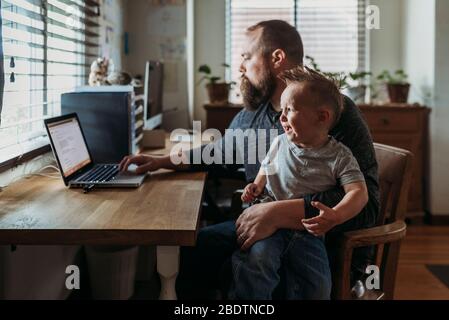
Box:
[0,0,99,174]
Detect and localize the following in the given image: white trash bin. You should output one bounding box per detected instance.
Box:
[85,245,139,300]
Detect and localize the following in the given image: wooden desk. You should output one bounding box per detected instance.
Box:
[0,138,207,299]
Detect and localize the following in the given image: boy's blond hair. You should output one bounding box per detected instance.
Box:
[279,66,344,128]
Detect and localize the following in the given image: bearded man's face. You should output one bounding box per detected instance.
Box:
[240,66,277,111]
[239,30,277,110]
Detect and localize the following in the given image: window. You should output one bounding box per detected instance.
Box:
[296,0,366,73]
[226,0,367,102]
[0,0,100,167]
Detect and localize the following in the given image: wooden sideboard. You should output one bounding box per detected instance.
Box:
[204,103,244,135]
[359,104,431,221]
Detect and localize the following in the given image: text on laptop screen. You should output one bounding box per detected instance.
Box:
[47,117,92,177]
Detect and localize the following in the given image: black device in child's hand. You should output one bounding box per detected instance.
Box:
[250,194,274,206]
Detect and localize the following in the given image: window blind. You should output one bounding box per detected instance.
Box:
[297,0,366,73]
[226,0,367,102]
[0,0,100,165]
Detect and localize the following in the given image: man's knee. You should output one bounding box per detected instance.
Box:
[238,239,280,271]
[196,221,237,249]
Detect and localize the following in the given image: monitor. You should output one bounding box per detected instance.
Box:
[144,61,163,129]
[61,90,132,163]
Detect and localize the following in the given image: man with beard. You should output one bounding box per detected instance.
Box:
[119,20,379,299]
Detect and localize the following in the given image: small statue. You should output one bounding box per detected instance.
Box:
[88,57,132,86]
[107,71,132,85]
[88,57,111,86]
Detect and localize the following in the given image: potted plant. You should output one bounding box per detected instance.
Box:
[376,69,410,103]
[197,63,235,104]
[305,56,347,87]
[305,56,372,103]
[343,71,373,103]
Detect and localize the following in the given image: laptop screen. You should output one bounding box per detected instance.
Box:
[46,116,92,177]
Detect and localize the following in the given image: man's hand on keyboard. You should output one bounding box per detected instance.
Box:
[119,154,162,174]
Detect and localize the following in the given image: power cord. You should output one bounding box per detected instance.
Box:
[0,164,61,190]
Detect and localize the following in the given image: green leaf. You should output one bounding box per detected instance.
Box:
[198,64,211,74]
[376,69,408,84]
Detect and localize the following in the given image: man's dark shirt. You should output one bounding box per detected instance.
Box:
[189,95,380,278]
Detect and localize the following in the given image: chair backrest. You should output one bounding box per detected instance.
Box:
[374,143,414,226]
[373,143,414,299]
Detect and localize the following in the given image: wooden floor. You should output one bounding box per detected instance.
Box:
[395,225,449,299]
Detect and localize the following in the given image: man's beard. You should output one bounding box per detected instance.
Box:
[240,69,276,111]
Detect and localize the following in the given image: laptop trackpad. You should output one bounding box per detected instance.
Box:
[111,171,147,184]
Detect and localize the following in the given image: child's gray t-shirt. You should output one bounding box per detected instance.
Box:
[261,134,365,200]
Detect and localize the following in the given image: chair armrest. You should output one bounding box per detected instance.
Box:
[332,220,407,299]
[342,220,407,250]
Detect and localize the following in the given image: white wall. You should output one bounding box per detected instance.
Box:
[371,0,449,215]
[369,0,404,78]
[430,0,449,215]
[123,0,189,130]
[98,0,125,70]
[401,0,435,105]
[193,0,226,125]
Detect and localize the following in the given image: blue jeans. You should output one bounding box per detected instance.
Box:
[176,221,331,300]
[229,229,331,300]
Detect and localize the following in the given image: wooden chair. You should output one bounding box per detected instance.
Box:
[333,143,413,300]
[229,143,414,300]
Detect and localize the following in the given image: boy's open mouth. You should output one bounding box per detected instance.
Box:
[283,125,292,133]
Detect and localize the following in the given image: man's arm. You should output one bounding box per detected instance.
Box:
[262,179,373,227]
[119,153,190,174]
[120,110,245,174]
[301,182,368,236]
[236,198,306,250]
[235,185,361,250]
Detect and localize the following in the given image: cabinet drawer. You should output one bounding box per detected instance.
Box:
[363,111,421,133]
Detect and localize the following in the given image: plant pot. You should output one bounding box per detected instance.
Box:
[342,86,366,104]
[206,83,230,104]
[387,83,410,103]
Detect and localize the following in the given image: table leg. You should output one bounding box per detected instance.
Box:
[157,245,180,300]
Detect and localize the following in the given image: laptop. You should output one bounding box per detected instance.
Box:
[44,113,146,190]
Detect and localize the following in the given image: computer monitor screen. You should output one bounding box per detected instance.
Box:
[46,116,92,178]
[144,61,163,129]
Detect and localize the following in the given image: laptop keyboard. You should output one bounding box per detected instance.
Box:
[79,164,119,183]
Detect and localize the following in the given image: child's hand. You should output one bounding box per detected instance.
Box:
[301,201,341,236]
[241,183,262,203]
